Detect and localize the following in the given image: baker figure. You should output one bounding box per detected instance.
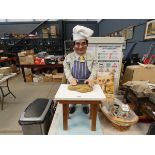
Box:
[63,25,97,114]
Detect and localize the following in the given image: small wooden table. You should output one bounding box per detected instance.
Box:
[54,84,106,131]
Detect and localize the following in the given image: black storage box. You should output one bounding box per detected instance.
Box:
[19,98,56,135]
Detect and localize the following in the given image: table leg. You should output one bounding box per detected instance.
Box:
[63,104,69,130]
[90,104,93,119]
[21,67,26,82]
[6,79,16,98]
[0,87,4,110]
[91,104,99,131]
[31,68,34,74]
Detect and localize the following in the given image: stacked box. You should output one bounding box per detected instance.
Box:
[26,55,34,64]
[10,64,18,73]
[50,25,57,37]
[43,74,53,82]
[18,50,34,64]
[52,73,63,82]
[42,28,49,38]
[25,74,33,82]
[123,65,155,84]
[0,67,11,75]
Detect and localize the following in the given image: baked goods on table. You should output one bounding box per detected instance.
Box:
[68,84,93,93]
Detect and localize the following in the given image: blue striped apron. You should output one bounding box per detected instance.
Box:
[71,60,91,84]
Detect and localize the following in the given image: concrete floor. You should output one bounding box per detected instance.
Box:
[0,73,151,135]
[0,73,60,135]
[49,103,150,135]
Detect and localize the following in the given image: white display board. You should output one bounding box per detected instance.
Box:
[87,37,125,93]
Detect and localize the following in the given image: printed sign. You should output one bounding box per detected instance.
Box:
[88,43,123,93]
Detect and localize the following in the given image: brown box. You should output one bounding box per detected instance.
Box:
[0,67,11,75]
[43,74,53,82]
[19,55,34,64]
[122,65,155,84]
[52,73,63,82]
[25,74,33,82]
[10,65,18,73]
[26,49,34,55]
[52,73,63,79]
[26,55,34,64]
[42,28,49,34]
[18,51,27,57]
[19,56,27,64]
[42,33,49,38]
[50,25,57,36]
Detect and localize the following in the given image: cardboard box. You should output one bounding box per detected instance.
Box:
[42,28,49,34]
[42,33,49,38]
[50,25,57,36]
[26,49,34,55]
[52,73,63,82]
[26,55,34,64]
[43,74,53,82]
[122,65,155,84]
[19,55,34,64]
[18,50,34,64]
[18,50,34,57]
[10,65,18,73]
[0,67,11,75]
[19,56,27,64]
[52,73,63,79]
[18,51,27,57]
[25,74,33,82]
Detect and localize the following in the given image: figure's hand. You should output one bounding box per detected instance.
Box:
[69,78,78,86]
[84,79,94,87]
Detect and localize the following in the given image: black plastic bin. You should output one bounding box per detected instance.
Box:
[19,98,56,135]
[147,122,155,135]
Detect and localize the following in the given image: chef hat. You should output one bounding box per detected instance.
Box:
[73,25,94,41]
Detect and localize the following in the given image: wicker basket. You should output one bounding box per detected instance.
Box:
[100,104,139,131]
[112,123,130,131]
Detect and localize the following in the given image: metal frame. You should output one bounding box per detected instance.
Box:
[0,79,16,110]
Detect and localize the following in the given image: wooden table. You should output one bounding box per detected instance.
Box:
[54,84,106,131]
[0,57,17,66]
[0,73,17,110]
[20,64,63,82]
